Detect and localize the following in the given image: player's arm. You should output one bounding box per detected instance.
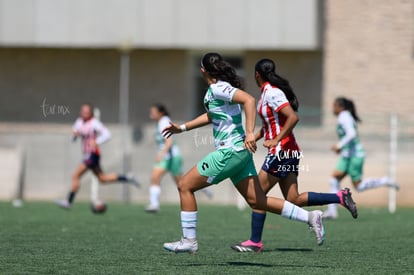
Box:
[255,128,264,141]
[232,89,257,153]
[263,105,299,148]
[332,114,356,153]
[95,121,112,145]
[162,113,211,138]
[156,137,173,162]
[72,118,82,141]
[184,113,212,131]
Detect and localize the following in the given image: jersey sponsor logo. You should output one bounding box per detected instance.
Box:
[222,86,232,95]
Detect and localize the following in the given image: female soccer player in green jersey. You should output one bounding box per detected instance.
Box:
[324,97,399,219]
[162,53,326,253]
[145,104,214,213]
[145,104,184,213]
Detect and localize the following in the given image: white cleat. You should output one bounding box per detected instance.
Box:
[126,173,141,188]
[56,199,71,210]
[323,210,338,220]
[145,204,160,213]
[384,177,400,190]
[308,210,325,246]
[163,237,198,254]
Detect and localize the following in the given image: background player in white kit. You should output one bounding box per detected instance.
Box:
[56,103,139,209]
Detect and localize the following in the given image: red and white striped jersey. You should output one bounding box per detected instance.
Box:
[257,82,300,155]
[72,117,111,158]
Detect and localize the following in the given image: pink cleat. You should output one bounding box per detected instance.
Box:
[231,239,263,252]
[337,188,358,219]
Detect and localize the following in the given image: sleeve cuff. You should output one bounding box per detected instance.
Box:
[275,102,289,112]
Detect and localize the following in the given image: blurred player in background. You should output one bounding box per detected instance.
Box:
[231,58,357,253]
[324,97,399,219]
[162,53,326,254]
[56,103,139,209]
[146,104,182,213]
[146,104,213,213]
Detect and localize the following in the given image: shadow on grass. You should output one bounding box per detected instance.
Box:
[177,261,329,269]
[174,262,273,268]
[264,247,313,252]
[227,262,274,267]
[227,261,329,269]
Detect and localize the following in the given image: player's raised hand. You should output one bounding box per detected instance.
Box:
[331,144,340,154]
[162,122,181,138]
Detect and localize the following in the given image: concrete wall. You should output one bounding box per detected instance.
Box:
[245,51,323,125]
[0,123,242,206]
[0,48,190,126]
[0,146,24,199]
[323,0,414,126]
[0,0,321,49]
[1,122,413,207]
[0,48,323,126]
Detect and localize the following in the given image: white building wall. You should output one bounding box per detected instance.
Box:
[0,0,321,49]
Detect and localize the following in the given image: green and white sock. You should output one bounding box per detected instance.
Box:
[357,177,389,191]
[281,201,309,223]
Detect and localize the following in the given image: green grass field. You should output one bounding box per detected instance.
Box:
[0,202,413,275]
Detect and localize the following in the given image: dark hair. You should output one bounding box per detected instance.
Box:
[153,103,170,117]
[255,58,299,112]
[335,97,361,123]
[201,52,243,89]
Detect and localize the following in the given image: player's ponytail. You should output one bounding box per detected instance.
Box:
[201,53,243,89]
[336,97,361,123]
[255,59,299,111]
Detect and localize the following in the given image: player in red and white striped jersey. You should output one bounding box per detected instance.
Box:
[257,80,301,155]
[232,59,357,253]
[56,103,139,209]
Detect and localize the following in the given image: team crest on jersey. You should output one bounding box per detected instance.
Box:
[204,93,214,111]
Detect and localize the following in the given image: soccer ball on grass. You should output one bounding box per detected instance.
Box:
[91,200,107,214]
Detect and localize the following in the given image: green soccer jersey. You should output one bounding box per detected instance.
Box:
[203,80,245,151]
[336,110,365,158]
